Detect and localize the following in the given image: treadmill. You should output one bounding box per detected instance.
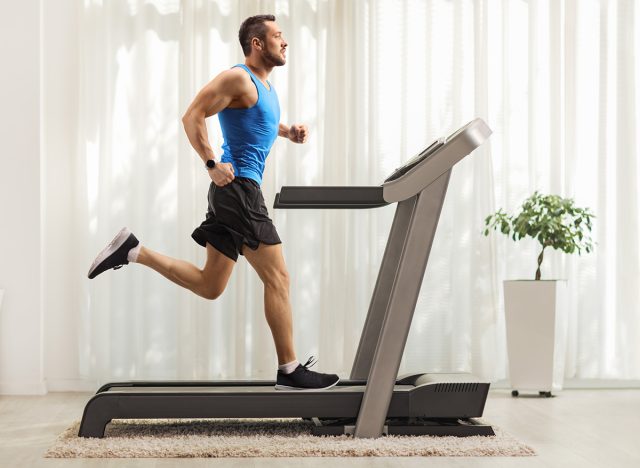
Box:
[78,118,494,439]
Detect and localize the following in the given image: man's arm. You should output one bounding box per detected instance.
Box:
[279,123,308,143]
[181,69,245,185]
[278,123,290,138]
[182,71,238,163]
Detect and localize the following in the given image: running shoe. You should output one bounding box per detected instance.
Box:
[275,356,340,390]
[87,227,139,279]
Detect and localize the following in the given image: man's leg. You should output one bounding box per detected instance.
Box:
[242,243,296,365]
[137,243,235,300]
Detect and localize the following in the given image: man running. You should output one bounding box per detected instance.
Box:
[87,15,339,391]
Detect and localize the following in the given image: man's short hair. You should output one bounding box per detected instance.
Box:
[239,15,276,57]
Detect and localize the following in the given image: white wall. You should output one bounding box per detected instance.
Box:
[41,0,88,392]
[0,0,85,394]
[0,0,45,394]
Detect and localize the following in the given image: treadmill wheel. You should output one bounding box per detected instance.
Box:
[539,391,553,398]
[511,390,519,397]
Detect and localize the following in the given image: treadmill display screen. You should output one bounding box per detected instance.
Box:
[384,138,445,183]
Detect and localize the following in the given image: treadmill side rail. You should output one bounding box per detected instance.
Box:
[96,380,278,393]
[79,388,367,438]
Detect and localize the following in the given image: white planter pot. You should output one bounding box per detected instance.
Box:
[503,280,568,395]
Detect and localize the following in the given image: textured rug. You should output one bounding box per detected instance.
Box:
[45,418,536,458]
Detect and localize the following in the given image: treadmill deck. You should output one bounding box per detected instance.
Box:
[98,384,411,394]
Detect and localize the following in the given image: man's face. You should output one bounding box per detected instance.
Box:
[260,21,287,66]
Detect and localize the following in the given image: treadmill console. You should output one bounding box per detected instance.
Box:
[383,120,480,183]
[384,139,445,183]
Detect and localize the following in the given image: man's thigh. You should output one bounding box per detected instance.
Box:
[242,243,287,283]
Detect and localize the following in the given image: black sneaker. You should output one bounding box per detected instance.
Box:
[275,357,339,391]
[87,227,139,279]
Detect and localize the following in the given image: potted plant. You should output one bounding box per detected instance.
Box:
[483,192,594,397]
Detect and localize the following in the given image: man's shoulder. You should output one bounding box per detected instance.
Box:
[209,67,253,100]
[210,66,255,106]
[217,67,253,91]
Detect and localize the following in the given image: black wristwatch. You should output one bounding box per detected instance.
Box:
[205,159,216,170]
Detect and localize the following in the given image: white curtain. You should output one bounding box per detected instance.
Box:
[68,0,640,384]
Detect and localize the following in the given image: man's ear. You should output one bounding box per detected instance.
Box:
[252,37,263,50]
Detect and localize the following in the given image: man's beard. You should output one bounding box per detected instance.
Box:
[262,48,286,67]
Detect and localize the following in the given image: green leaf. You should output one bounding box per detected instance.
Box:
[482,192,595,269]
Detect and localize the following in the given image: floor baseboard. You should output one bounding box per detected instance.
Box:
[0,380,47,395]
[491,378,640,390]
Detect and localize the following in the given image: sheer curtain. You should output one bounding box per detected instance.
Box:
[68,0,640,384]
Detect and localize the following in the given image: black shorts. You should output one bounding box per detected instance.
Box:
[191,177,282,261]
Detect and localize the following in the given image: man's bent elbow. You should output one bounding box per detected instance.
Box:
[181,113,198,135]
[182,110,205,128]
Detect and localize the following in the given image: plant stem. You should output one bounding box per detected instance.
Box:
[536,247,545,280]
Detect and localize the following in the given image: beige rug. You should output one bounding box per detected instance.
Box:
[45,418,535,458]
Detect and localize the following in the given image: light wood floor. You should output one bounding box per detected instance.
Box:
[1,389,639,467]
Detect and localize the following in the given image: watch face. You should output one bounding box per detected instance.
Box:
[206,159,216,169]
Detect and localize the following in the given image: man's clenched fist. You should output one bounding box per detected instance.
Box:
[288,124,308,144]
[210,162,235,186]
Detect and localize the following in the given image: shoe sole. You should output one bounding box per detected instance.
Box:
[87,227,132,278]
[274,379,340,391]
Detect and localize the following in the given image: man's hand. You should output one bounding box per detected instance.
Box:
[209,162,235,186]
[288,124,308,144]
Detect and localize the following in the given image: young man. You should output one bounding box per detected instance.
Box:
[88,15,339,391]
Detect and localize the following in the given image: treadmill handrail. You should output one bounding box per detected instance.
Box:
[274,186,388,209]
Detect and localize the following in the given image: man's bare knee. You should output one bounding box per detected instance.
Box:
[198,269,228,300]
[200,283,225,300]
[263,268,290,292]
[201,289,223,301]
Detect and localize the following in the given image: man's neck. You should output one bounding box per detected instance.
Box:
[244,59,272,82]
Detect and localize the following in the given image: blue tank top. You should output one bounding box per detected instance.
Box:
[217,64,280,185]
